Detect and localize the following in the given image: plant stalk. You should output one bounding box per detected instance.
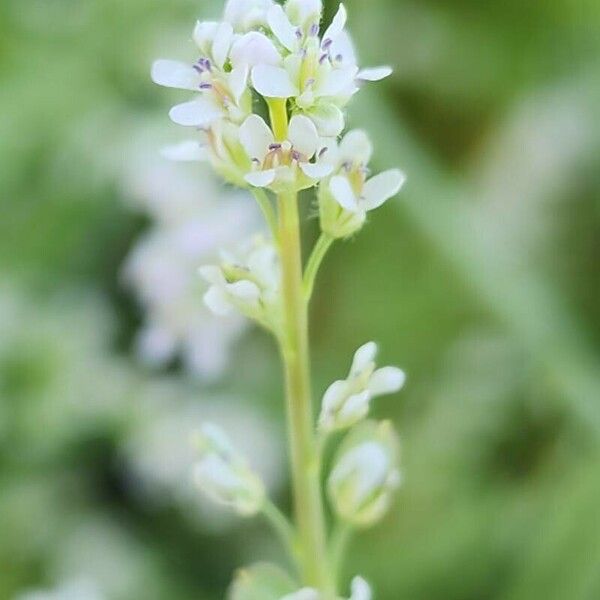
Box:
[277,190,333,594]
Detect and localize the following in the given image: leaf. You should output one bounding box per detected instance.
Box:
[228,562,297,600]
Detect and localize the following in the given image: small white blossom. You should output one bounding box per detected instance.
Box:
[240,114,332,191]
[199,235,282,330]
[319,130,406,238]
[250,3,392,136]
[328,421,401,527]
[319,342,405,433]
[193,423,266,516]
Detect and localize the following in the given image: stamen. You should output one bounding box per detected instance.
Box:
[268,143,282,151]
[335,54,343,63]
[318,147,329,158]
[199,82,213,90]
[342,161,352,172]
[295,28,303,39]
[319,53,329,65]
[252,158,261,165]
[192,64,204,74]
[322,38,333,50]
[305,78,316,89]
[309,23,319,37]
[291,150,301,162]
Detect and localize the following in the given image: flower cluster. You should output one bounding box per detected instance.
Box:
[152,0,408,597]
[153,0,404,214]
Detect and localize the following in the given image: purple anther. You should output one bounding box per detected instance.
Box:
[291,150,301,161]
[269,143,282,151]
[199,82,213,90]
[309,23,320,37]
[193,64,204,74]
[198,57,212,72]
[319,53,329,65]
[322,38,333,50]
[305,78,316,88]
[342,161,352,172]
[295,28,303,39]
[335,54,343,63]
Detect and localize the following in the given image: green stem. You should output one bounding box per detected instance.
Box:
[251,188,279,243]
[330,523,353,587]
[262,500,299,566]
[304,233,335,301]
[277,190,334,594]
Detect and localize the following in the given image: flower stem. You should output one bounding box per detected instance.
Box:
[251,188,279,242]
[277,190,334,594]
[262,499,299,567]
[304,233,334,302]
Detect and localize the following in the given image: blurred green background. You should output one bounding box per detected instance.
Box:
[1,0,599,598]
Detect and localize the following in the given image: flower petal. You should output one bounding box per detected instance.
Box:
[230,31,282,68]
[350,577,372,600]
[323,3,347,42]
[305,104,345,137]
[289,114,319,158]
[204,286,232,316]
[228,65,249,103]
[239,114,274,161]
[317,66,358,97]
[368,367,406,396]
[351,341,378,376]
[339,129,373,164]
[212,22,234,69]
[251,64,298,98]
[193,21,219,52]
[357,66,393,81]
[151,60,200,90]
[330,175,359,212]
[363,169,406,210]
[300,161,333,179]
[268,5,298,52]
[169,99,221,126]
[161,140,208,162]
[227,280,261,304]
[245,169,277,187]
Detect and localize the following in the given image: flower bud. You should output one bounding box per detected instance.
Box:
[199,235,281,330]
[328,421,401,527]
[193,423,266,516]
[318,342,405,433]
[285,0,323,29]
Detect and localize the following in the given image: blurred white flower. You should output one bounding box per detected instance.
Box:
[328,421,401,527]
[122,390,284,531]
[319,130,405,238]
[319,342,405,433]
[121,140,260,380]
[193,422,266,516]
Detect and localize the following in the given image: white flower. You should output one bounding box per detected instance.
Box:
[199,235,282,330]
[328,421,401,527]
[319,342,405,433]
[319,129,406,238]
[249,4,392,136]
[193,423,266,516]
[122,140,258,380]
[224,0,275,32]
[240,114,332,191]
[151,20,252,129]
